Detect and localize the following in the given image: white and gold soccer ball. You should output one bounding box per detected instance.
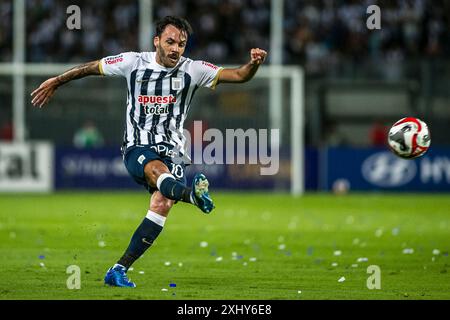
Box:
[388,117,431,159]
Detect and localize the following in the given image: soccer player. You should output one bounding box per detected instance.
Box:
[31,16,267,288]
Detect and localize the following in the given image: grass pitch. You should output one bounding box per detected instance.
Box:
[0,192,449,300]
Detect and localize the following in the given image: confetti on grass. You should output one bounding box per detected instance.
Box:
[403,248,414,254]
[169,283,176,288]
[164,261,171,266]
[216,256,223,262]
[161,288,168,292]
[333,250,342,256]
[392,228,400,236]
[200,241,208,248]
[139,271,145,274]
[375,229,383,237]
[432,249,440,255]
[338,276,346,283]
[357,257,368,262]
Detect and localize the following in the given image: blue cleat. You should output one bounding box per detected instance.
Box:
[104,265,136,288]
[191,173,215,214]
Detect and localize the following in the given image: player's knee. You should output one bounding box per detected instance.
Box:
[144,161,169,187]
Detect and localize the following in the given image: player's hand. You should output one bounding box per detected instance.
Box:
[250,48,267,66]
[31,77,60,108]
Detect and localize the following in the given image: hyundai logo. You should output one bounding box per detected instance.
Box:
[362,152,417,187]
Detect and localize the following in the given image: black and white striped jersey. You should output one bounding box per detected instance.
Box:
[100,51,223,155]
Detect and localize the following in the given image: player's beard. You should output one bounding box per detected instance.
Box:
[157,44,179,68]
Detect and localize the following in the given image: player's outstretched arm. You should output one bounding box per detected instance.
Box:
[31,60,101,108]
[217,48,267,84]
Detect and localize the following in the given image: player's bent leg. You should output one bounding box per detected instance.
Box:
[144,160,192,203]
[104,192,174,288]
[144,160,215,213]
[143,159,171,188]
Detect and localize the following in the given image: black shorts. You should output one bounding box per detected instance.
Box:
[123,143,187,194]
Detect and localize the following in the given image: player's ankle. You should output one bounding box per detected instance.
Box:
[157,173,192,204]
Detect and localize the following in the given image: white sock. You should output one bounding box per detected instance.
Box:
[156,173,176,190]
[145,210,167,227]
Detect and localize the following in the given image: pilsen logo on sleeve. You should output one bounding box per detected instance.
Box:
[201,61,219,70]
[105,55,124,64]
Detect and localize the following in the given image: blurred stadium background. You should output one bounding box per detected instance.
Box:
[0,0,449,193]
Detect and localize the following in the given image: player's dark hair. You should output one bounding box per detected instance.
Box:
[155,16,193,38]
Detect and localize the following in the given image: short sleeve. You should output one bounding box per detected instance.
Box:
[192,61,224,90]
[99,52,140,77]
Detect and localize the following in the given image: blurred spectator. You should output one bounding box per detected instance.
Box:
[0,0,443,71]
[0,1,12,62]
[323,120,347,146]
[0,121,13,141]
[369,120,388,146]
[285,0,449,77]
[73,120,104,148]
[25,0,140,62]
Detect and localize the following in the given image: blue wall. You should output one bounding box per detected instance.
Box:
[53,146,450,192]
[323,147,450,191]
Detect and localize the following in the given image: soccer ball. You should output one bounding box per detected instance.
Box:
[388,117,431,159]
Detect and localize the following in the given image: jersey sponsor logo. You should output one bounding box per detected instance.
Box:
[202,61,219,70]
[361,151,417,187]
[143,105,170,115]
[105,55,123,65]
[138,95,177,105]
